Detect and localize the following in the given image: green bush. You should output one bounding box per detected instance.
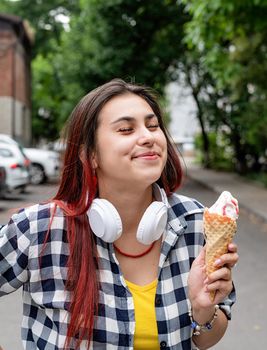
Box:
[245,172,267,188]
[194,132,235,171]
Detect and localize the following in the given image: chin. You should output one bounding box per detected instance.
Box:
[138,173,162,186]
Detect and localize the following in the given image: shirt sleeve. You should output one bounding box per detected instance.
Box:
[219,285,236,320]
[0,210,30,296]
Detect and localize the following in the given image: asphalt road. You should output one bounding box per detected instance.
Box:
[0,179,266,349]
[180,177,267,350]
[0,183,58,225]
[0,183,59,350]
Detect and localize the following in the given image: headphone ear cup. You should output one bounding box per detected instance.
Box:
[136,202,168,245]
[88,199,122,243]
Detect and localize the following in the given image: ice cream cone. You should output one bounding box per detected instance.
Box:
[204,208,237,301]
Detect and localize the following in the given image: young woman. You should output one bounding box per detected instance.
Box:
[0,79,238,350]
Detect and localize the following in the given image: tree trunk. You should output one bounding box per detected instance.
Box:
[184,65,211,168]
[192,91,210,168]
[231,132,248,174]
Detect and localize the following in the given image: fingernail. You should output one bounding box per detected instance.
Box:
[214,259,221,266]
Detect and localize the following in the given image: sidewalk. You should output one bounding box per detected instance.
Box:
[184,158,267,222]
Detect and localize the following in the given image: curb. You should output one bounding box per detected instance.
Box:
[186,170,267,224]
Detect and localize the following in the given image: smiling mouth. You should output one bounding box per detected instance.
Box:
[133,152,160,160]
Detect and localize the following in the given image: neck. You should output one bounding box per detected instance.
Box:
[98,184,153,234]
[113,241,156,258]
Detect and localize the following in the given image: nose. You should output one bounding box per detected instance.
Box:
[137,127,155,146]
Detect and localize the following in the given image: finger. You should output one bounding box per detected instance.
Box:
[206,267,232,284]
[214,252,239,269]
[206,279,233,296]
[226,259,239,269]
[228,242,238,252]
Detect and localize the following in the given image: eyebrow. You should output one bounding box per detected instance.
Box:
[111,113,157,125]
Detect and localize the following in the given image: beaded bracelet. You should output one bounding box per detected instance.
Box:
[189,305,219,336]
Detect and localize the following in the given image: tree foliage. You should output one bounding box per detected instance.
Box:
[183,0,267,173]
[1,0,267,175]
[0,0,79,57]
[1,0,188,141]
[55,0,188,119]
[0,0,80,142]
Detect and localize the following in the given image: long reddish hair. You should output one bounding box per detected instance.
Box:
[53,79,183,348]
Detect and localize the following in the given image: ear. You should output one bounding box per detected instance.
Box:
[79,145,98,169]
[91,151,98,170]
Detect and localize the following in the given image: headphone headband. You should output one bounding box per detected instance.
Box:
[88,184,168,245]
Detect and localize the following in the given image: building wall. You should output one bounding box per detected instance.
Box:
[166,81,199,142]
[0,96,31,145]
[0,18,31,145]
[0,96,12,134]
[166,81,199,156]
[0,31,13,97]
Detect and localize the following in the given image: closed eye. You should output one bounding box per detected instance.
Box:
[118,124,159,133]
[118,127,134,133]
[148,124,159,130]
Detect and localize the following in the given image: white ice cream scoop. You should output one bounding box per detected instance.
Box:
[208,191,239,220]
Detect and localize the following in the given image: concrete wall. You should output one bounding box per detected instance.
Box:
[0,96,31,146]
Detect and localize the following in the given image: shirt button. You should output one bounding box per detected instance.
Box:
[155,296,162,306]
[160,341,167,348]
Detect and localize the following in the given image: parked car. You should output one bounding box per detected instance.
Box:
[0,133,60,185]
[0,143,30,194]
[0,133,31,164]
[0,166,7,197]
[23,148,61,185]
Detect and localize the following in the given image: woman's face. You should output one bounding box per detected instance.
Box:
[93,93,167,191]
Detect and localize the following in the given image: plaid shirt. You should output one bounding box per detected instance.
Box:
[0,193,235,350]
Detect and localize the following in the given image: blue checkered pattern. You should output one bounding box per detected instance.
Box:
[0,193,235,349]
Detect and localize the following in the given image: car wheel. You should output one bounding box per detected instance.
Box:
[30,164,46,185]
[19,185,26,193]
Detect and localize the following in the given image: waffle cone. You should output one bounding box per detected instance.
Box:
[204,208,237,301]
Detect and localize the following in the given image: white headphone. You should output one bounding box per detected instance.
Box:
[87,184,168,245]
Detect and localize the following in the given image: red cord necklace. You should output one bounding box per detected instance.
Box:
[113,242,155,258]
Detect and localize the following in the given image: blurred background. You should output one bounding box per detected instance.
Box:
[1,0,267,179]
[0,0,267,349]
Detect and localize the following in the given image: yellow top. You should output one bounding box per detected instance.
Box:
[125,279,160,350]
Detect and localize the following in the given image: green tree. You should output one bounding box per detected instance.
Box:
[55,0,189,124]
[0,0,80,142]
[183,0,267,173]
[1,0,190,141]
[0,0,79,57]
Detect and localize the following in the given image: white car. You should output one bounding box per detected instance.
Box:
[23,148,61,185]
[0,143,30,194]
[0,134,61,185]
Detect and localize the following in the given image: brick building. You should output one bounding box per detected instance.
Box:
[0,13,33,146]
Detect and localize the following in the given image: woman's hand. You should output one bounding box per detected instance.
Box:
[188,243,238,310]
